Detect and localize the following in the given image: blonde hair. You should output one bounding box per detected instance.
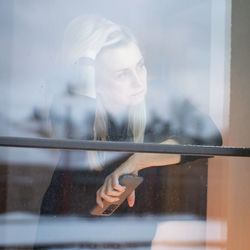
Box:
[63,15,146,169]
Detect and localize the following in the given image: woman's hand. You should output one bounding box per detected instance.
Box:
[96,139,181,208]
[96,155,139,208]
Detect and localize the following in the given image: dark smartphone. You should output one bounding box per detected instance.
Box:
[90,174,144,216]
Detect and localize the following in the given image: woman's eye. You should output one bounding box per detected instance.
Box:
[117,72,128,79]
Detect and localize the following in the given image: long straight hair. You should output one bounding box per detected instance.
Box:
[89,33,147,170]
[88,99,146,170]
[62,15,146,170]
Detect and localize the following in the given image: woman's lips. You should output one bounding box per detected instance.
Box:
[131,89,146,97]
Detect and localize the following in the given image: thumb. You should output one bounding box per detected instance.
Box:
[127,190,135,207]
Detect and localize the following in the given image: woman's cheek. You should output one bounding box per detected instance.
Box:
[108,85,129,105]
[139,69,147,88]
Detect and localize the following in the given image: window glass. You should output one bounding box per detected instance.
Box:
[1,147,249,248]
[1,1,250,249]
[0,0,234,147]
[1,146,237,249]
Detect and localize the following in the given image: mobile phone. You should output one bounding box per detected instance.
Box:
[90,174,144,216]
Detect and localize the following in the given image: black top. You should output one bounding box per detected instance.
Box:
[39,92,222,216]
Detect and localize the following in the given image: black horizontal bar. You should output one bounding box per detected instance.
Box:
[0,136,249,157]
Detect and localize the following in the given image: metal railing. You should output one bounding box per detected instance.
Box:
[0,136,249,157]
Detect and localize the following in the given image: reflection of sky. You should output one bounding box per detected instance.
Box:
[0,0,216,137]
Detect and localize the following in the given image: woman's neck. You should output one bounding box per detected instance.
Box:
[107,106,129,125]
[99,97,128,119]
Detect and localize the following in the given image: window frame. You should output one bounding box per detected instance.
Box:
[0,136,249,157]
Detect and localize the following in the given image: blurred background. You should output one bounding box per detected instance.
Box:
[0,0,216,139]
[2,0,249,249]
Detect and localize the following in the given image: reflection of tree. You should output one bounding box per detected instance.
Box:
[1,83,222,217]
[146,96,222,146]
[169,98,222,145]
[145,111,171,142]
[142,93,222,216]
[30,107,53,137]
[46,84,222,216]
[49,84,95,140]
[0,108,52,138]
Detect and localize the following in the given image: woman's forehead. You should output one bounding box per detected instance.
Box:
[96,42,143,72]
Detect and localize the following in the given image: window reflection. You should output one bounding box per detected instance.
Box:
[0,147,232,249]
[0,1,234,249]
[0,0,227,146]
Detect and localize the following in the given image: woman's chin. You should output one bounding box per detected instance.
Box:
[129,95,145,106]
[129,99,144,106]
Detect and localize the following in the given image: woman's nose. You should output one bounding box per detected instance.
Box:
[131,71,143,88]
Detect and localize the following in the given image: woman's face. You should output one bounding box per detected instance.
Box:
[95,42,147,112]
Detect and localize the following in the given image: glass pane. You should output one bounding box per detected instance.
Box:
[1,147,249,249]
[1,0,242,148]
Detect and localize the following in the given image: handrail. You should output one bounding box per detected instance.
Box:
[0,136,249,157]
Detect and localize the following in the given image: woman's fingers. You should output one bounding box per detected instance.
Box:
[100,192,119,203]
[96,175,124,208]
[97,186,136,208]
[111,174,126,192]
[96,173,131,208]
[96,187,120,208]
[95,156,140,208]
[106,189,123,197]
[105,175,125,195]
[105,176,125,198]
[127,190,135,207]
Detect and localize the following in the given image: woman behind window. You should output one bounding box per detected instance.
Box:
[35,15,222,249]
